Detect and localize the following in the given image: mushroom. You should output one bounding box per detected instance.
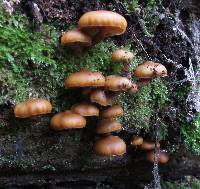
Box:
[94,135,126,156]
[130,135,143,146]
[96,119,122,135]
[90,89,113,106]
[78,10,127,43]
[65,69,105,88]
[134,61,168,79]
[14,99,52,118]
[101,105,123,118]
[140,141,160,151]
[71,103,99,117]
[112,49,134,75]
[128,83,139,94]
[105,75,132,91]
[60,29,92,47]
[146,150,169,164]
[50,111,86,130]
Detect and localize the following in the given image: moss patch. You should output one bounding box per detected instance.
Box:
[116,78,169,136]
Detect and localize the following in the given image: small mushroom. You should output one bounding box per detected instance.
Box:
[128,83,139,94]
[90,89,113,106]
[50,111,86,130]
[94,135,126,156]
[71,103,99,117]
[146,150,169,164]
[60,29,92,47]
[105,75,132,91]
[101,105,123,118]
[140,141,160,151]
[78,10,127,43]
[112,49,134,64]
[131,135,143,146]
[96,119,122,134]
[134,61,168,79]
[65,69,105,88]
[112,49,134,74]
[14,99,52,118]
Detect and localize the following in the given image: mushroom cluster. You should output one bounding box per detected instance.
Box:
[13,10,169,163]
[60,10,127,48]
[64,68,131,156]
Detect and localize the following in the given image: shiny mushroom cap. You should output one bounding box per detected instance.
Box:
[140,141,160,151]
[101,105,123,118]
[71,103,99,117]
[131,135,143,146]
[90,89,113,106]
[112,49,134,63]
[146,151,169,164]
[105,75,132,91]
[65,69,105,88]
[14,99,52,118]
[96,119,122,134]
[50,111,86,130]
[128,83,139,94]
[94,135,126,156]
[134,61,168,78]
[78,10,127,39]
[60,29,92,47]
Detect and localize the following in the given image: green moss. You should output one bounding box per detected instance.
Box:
[181,114,200,155]
[161,178,200,189]
[121,0,160,12]
[116,78,169,135]
[0,8,122,112]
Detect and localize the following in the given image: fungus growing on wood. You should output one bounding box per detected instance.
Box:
[78,10,127,43]
[14,99,52,118]
[60,29,92,47]
[71,103,99,117]
[134,61,168,79]
[128,83,139,94]
[131,135,143,146]
[64,69,105,88]
[101,105,124,118]
[90,89,113,106]
[94,135,126,156]
[146,150,169,164]
[50,111,86,130]
[105,75,132,91]
[96,119,122,134]
[140,141,160,151]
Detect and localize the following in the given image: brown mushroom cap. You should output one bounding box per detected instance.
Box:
[96,119,122,134]
[140,141,160,151]
[78,10,127,39]
[14,99,52,118]
[65,69,105,88]
[146,150,169,164]
[134,61,168,79]
[128,83,139,94]
[105,75,132,91]
[50,111,86,130]
[60,29,92,47]
[131,135,143,146]
[90,89,113,106]
[101,105,123,118]
[112,49,134,63]
[94,135,126,156]
[71,103,99,117]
